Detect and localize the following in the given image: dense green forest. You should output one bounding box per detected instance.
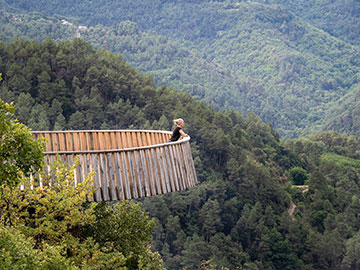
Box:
[1,39,360,269]
[1,0,359,137]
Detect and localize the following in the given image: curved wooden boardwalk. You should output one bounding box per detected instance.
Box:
[32,130,198,201]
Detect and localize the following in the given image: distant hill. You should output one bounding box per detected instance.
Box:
[321,82,360,135]
[254,0,360,45]
[1,0,359,137]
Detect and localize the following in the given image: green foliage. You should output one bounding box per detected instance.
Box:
[0,156,163,269]
[0,99,45,187]
[83,201,164,270]
[0,226,75,270]
[288,167,308,185]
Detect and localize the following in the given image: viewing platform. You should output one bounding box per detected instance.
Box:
[31,130,198,201]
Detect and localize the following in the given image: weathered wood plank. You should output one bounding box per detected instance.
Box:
[99,153,110,201]
[98,132,106,151]
[91,154,102,201]
[136,132,142,147]
[186,142,197,186]
[115,132,122,149]
[121,151,132,199]
[150,148,162,194]
[107,153,118,201]
[44,133,52,151]
[52,133,59,151]
[73,133,80,151]
[160,146,172,192]
[139,149,151,196]
[174,143,186,190]
[92,132,99,151]
[167,145,179,191]
[110,132,117,149]
[145,149,157,196]
[79,132,86,151]
[134,150,145,197]
[65,132,73,151]
[86,132,92,151]
[114,152,125,200]
[127,151,139,199]
[155,147,167,193]
[180,144,190,188]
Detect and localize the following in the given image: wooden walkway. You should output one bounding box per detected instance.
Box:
[32,130,198,201]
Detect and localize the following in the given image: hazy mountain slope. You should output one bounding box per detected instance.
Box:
[192,3,359,136]
[0,11,249,111]
[2,0,359,138]
[321,82,360,135]
[255,0,360,45]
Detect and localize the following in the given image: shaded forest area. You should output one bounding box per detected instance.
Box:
[1,39,360,269]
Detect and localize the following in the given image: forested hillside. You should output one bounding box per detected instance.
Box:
[255,0,360,45]
[1,39,360,269]
[1,0,359,137]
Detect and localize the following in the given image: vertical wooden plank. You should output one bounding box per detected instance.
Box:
[160,147,172,192]
[145,149,157,196]
[58,133,66,151]
[161,133,167,143]
[127,151,139,199]
[85,153,94,202]
[78,154,85,185]
[44,133,52,151]
[150,148,162,195]
[180,144,190,188]
[107,153,118,201]
[150,132,156,146]
[145,132,151,147]
[186,142,198,186]
[86,132,92,151]
[139,150,151,196]
[92,154,102,201]
[134,151,145,197]
[164,145,177,191]
[185,142,197,187]
[154,132,160,145]
[52,133,59,151]
[79,132,87,151]
[92,132,99,151]
[84,153,91,177]
[116,132,122,149]
[121,151,132,199]
[136,132,142,147]
[121,132,128,148]
[128,132,134,148]
[65,132,73,151]
[98,132,106,151]
[110,132,117,149]
[99,153,110,201]
[143,132,151,146]
[104,132,111,150]
[155,147,167,193]
[114,152,125,200]
[73,132,81,151]
[174,143,186,190]
[104,131,112,150]
[168,145,180,191]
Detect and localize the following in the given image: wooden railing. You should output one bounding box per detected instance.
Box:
[32,130,198,201]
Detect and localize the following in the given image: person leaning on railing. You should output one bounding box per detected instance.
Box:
[168,118,188,142]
